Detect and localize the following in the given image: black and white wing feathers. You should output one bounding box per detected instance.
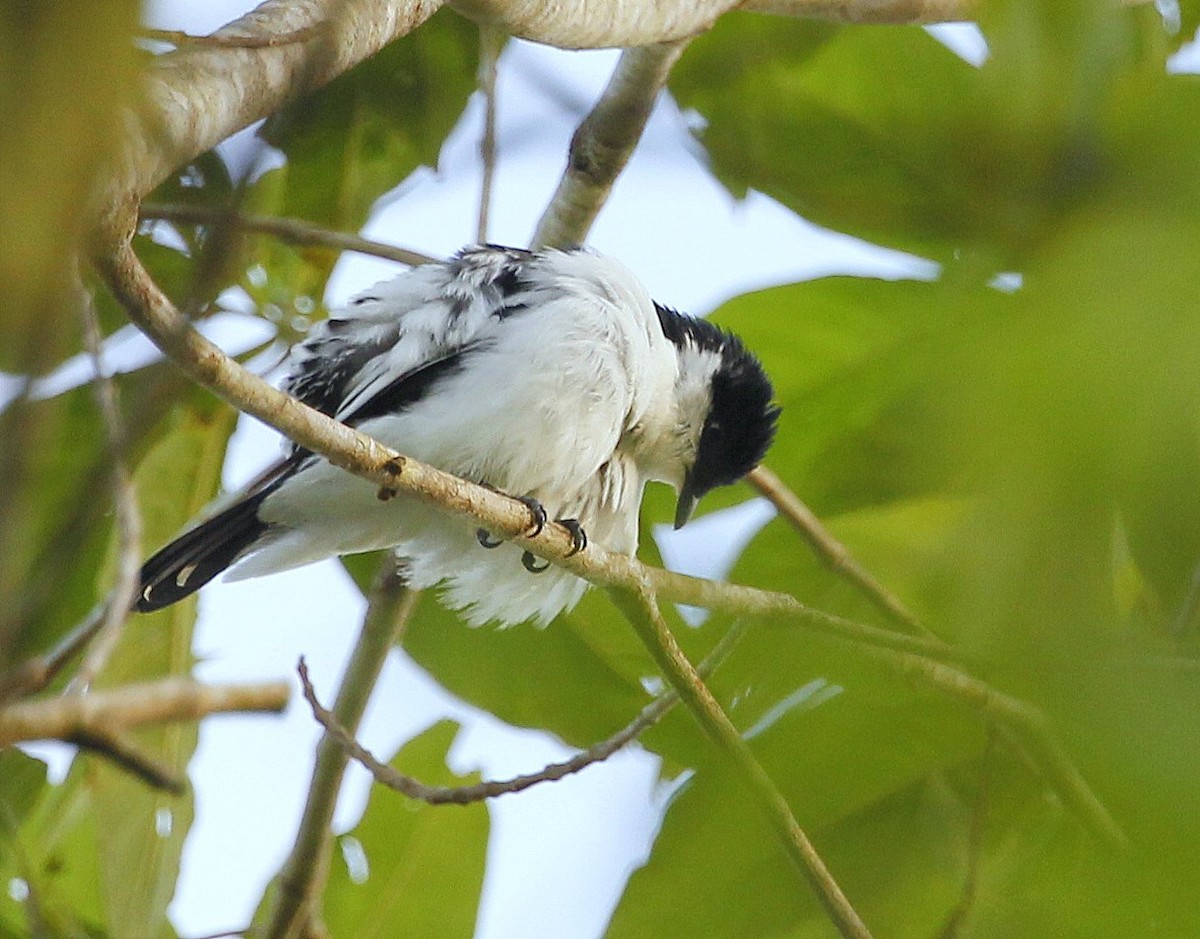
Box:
[137,246,545,613]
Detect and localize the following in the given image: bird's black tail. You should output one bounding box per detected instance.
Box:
[135,491,271,612]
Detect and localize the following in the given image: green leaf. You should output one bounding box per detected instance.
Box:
[673,4,1173,263]
[258,9,478,234]
[0,0,140,375]
[0,403,236,939]
[322,722,488,938]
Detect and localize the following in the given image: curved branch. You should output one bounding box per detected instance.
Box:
[98,0,440,229]
[533,40,686,248]
[298,620,747,804]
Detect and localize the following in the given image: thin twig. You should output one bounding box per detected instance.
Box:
[140,203,438,268]
[936,730,995,939]
[476,29,504,244]
[299,620,748,804]
[533,40,686,249]
[69,292,143,691]
[0,603,107,705]
[607,578,874,939]
[264,558,417,939]
[68,727,186,793]
[140,25,324,49]
[747,465,934,638]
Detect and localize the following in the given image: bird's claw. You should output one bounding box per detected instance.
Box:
[474,483,545,545]
[559,518,587,557]
[476,528,502,549]
[516,495,547,537]
[522,551,550,573]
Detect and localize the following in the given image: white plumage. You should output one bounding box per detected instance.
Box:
[137,245,778,626]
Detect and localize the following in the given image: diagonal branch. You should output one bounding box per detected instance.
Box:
[606,578,874,939]
[747,465,933,637]
[264,558,417,939]
[533,40,687,249]
[93,229,961,667]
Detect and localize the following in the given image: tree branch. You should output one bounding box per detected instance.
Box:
[298,620,747,804]
[606,578,874,939]
[140,202,437,268]
[98,0,440,231]
[533,40,686,248]
[264,559,417,939]
[69,291,143,691]
[0,677,289,748]
[747,465,932,637]
[93,230,963,669]
[450,0,974,49]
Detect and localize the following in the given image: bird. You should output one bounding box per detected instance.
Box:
[135,244,780,626]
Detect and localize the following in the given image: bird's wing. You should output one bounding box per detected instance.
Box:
[282,246,540,438]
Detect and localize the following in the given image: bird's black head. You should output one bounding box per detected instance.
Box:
[655,304,780,528]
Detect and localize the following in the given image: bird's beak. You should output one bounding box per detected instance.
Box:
[674,478,700,530]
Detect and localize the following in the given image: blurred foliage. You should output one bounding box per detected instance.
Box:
[3,0,1200,937]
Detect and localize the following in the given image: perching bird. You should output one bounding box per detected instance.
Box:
[136,245,779,626]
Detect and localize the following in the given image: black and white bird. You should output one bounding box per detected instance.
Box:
[136,245,779,626]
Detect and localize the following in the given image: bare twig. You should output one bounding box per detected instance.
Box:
[533,40,686,249]
[140,203,437,268]
[298,620,747,804]
[0,603,108,705]
[140,25,325,49]
[747,465,933,637]
[476,29,504,244]
[607,578,874,939]
[264,558,417,939]
[68,727,187,793]
[0,677,289,747]
[69,292,143,691]
[936,730,995,939]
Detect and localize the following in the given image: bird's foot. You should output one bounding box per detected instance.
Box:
[475,484,546,547]
[522,551,550,573]
[558,518,587,557]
